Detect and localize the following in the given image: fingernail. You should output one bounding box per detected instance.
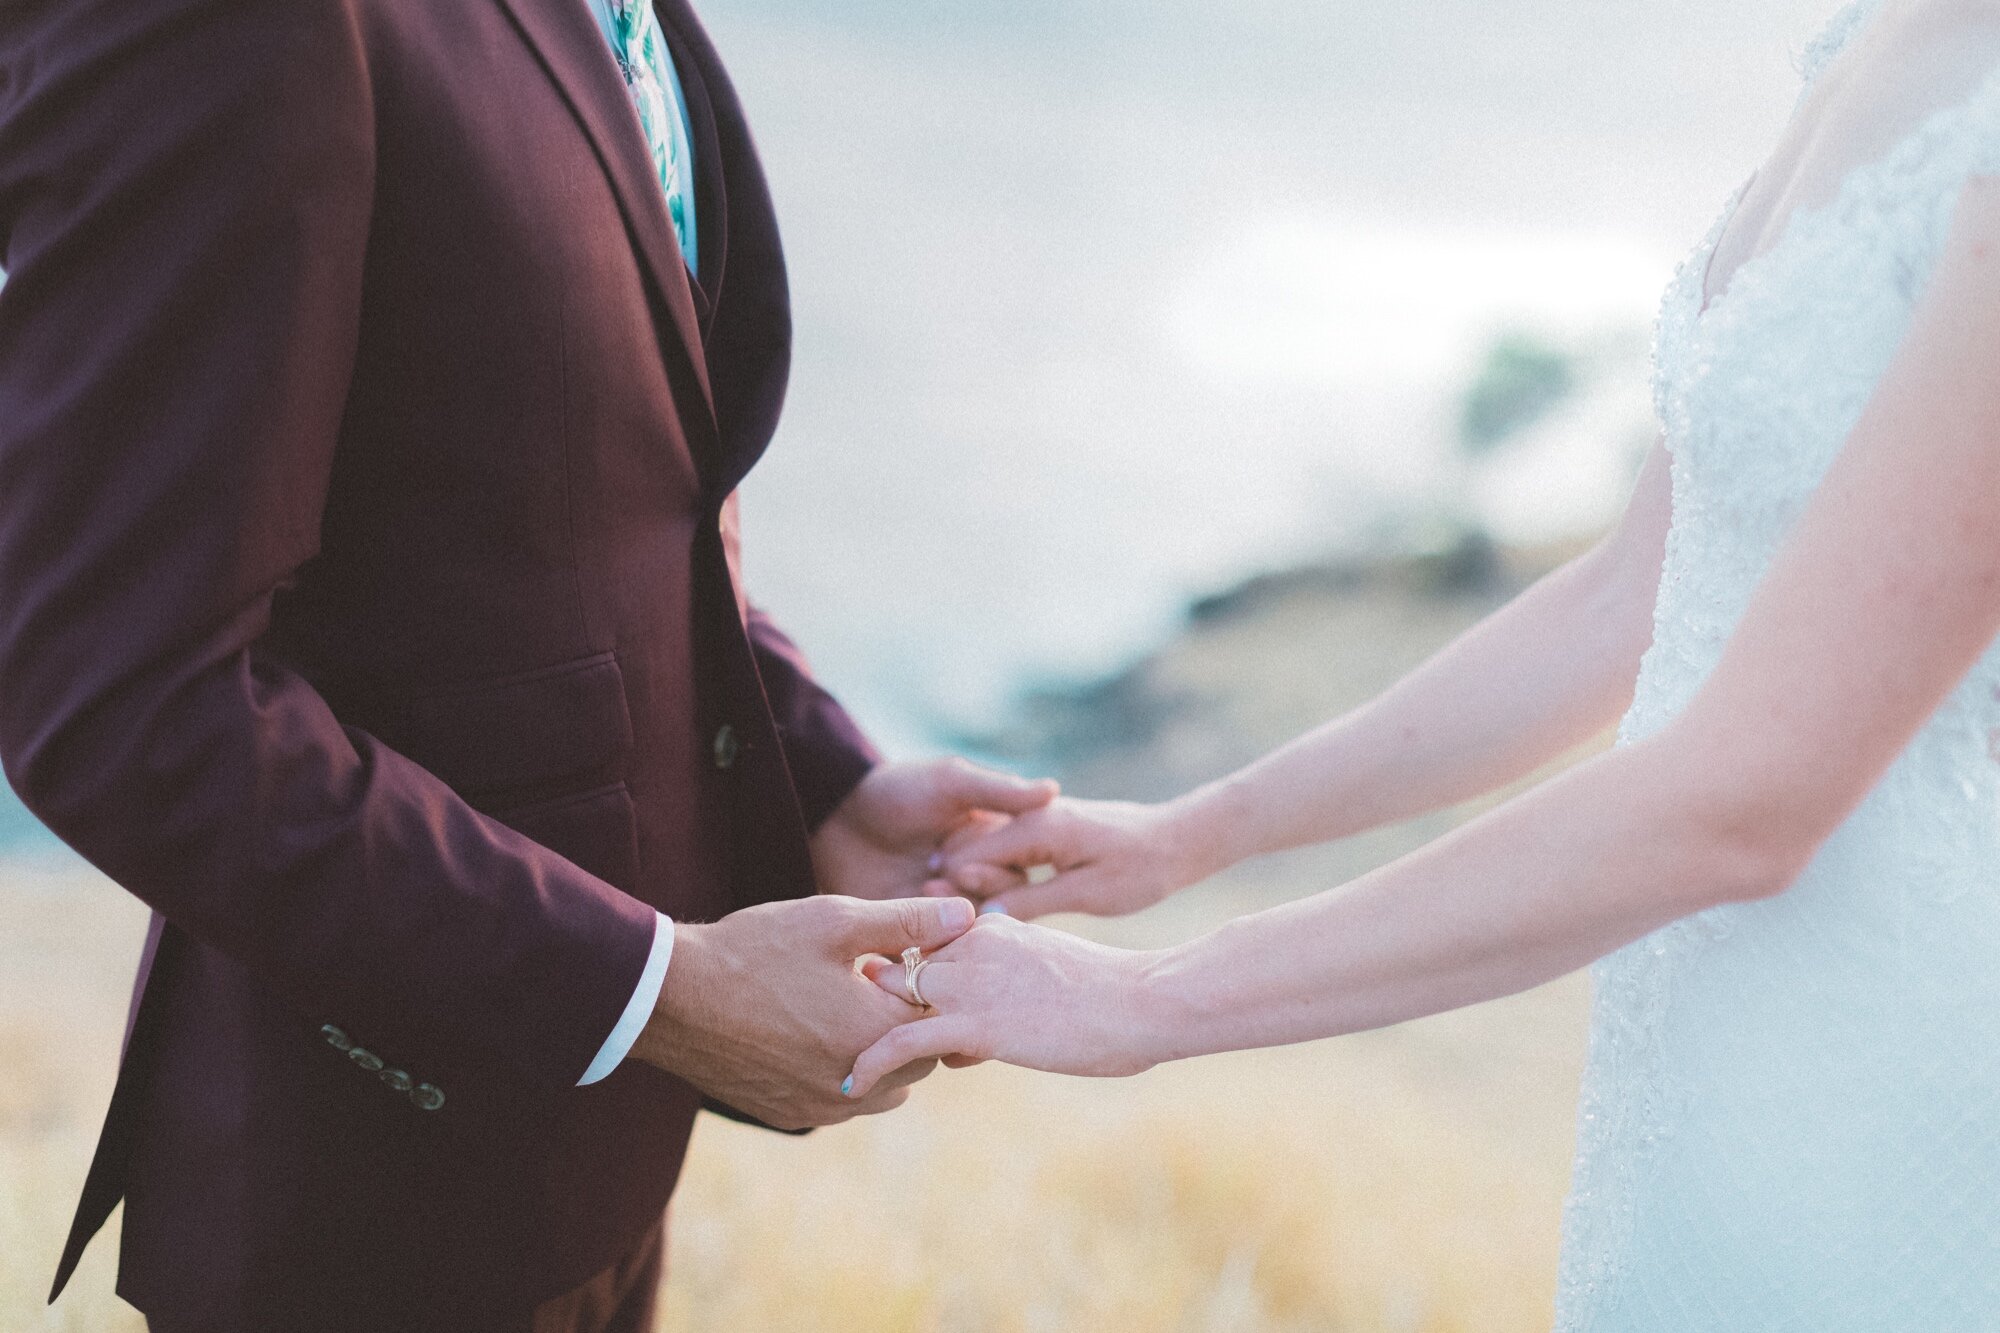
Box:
[979,901,1010,917]
[927,851,945,874]
[938,898,975,931]
[840,1075,855,1098]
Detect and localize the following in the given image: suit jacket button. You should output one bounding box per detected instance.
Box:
[411,1083,446,1112]
[321,1024,353,1052]
[379,1068,413,1094]
[348,1047,385,1073]
[713,724,740,770]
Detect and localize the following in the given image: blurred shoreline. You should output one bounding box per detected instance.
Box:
[0,505,1602,856]
[969,530,1580,803]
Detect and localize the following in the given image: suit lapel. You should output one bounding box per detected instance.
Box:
[493,0,717,430]
[652,0,795,496]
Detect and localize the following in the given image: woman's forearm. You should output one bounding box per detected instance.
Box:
[936,449,1673,916]
[1140,729,1791,1062]
[1168,501,1667,880]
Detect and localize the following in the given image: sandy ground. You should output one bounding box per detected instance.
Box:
[0,860,1588,1333]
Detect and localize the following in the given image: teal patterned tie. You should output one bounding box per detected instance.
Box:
[606,0,696,271]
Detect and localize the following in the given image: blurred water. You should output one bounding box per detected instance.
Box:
[709,0,1835,749]
[0,0,1842,843]
[0,790,41,849]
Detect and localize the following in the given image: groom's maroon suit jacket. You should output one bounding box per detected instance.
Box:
[0,0,878,1325]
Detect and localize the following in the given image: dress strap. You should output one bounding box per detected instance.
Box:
[1965,63,2000,178]
[1796,0,1884,91]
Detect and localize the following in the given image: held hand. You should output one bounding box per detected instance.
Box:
[844,914,1167,1097]
[631,895,978,1130]
[810,758,1058,901]
[939,797,1207,920]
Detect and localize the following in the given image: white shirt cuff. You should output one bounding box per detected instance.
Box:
[577,910,674,1086]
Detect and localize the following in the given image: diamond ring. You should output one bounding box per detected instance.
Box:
[900,946,933,1009]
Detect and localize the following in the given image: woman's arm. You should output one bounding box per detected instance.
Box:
[851,177,2000,1088]
[1185,438,1674,860]
[942,439,1674,919]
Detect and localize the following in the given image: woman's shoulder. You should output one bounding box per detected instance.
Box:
[1801,2,2000,170]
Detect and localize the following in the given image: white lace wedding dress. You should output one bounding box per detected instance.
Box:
[1553,4,2000,1327]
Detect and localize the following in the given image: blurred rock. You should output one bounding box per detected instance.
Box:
[975,532,1584,803]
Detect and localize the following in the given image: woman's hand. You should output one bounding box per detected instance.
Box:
[932,796,1217,920]
[811,758,1056,900]
[842,915,1168,1097]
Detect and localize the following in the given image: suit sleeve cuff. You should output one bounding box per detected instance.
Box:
[576,910,674,1086]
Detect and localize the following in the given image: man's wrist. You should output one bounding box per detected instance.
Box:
[579,911,675,1086]
[806,793,859,896]
[632,919,716,1074]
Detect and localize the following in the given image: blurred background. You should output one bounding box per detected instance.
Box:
[4,0,1835,1327]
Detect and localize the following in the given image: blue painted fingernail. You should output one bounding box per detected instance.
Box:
[840,1075,855,1098]
[979,901,1010,917]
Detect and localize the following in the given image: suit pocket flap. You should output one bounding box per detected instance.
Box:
[400,651,634,798]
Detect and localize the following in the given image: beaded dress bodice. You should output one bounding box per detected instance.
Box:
[1554,4,2000,1326]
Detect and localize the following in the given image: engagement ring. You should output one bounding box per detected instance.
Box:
[901,946,933,1009]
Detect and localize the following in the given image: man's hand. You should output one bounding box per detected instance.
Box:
[629,895,978,1130]
[809,758,1058,902]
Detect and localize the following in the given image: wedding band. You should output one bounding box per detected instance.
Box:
[901,946,933,1009]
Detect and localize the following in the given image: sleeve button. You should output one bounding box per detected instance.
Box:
[410,1083,446,1112]
[348,1047,385,1074]
[712,724,739,770]
[320,1024,353,1052]
[379,1068,413,1094]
